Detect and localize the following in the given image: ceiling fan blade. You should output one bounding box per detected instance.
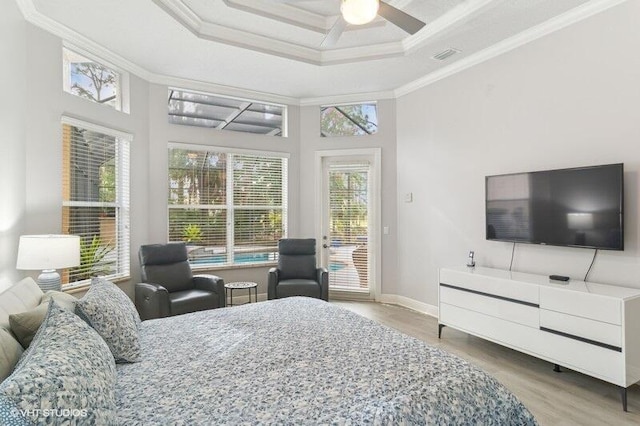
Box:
[321,16,347,48]
[378,1,425,35]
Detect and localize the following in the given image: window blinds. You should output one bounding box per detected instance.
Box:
[328,162,370,290]
[168,147,288,266]
[62,120,130,286]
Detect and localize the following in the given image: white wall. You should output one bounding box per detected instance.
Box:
[298,100,398,296]
[17,25,151,298]
[1,7,302,299]
[396,0,640,307]
[0,1,27,291]
[14,0,638,309]
[8,26,302,298]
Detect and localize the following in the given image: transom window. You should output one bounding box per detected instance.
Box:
[168,89,286,136]
[321,102,378,137]
[168,145,288,267]
[62,47,127,112]
[62,117,131,287]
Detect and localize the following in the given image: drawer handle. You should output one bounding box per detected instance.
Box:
[440,283,539,308]
[540,326,621,352]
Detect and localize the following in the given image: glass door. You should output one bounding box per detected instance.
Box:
[323,161,371,292]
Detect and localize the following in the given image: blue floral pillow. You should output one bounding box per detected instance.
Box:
[75,278,141,363]
[0,302,116,425]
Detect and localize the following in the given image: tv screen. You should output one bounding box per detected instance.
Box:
[485,163,623,250]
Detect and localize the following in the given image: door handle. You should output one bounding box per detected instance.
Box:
[323,244,329,248]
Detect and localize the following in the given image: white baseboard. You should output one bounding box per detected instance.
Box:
[378,294,439,318]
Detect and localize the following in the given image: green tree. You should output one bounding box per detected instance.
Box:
[321,105,377,137]
[99,158,116,204]
[70,236,114,282]
[182,224,204,244]
[329,170,368,243]
[167,149,286,253]
[71,62,117,106]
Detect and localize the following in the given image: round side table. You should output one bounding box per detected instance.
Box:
[224,281,258,307]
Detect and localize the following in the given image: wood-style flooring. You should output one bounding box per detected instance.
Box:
[331,300,640,426]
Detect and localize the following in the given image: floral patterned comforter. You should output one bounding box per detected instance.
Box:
[115,297,537,425]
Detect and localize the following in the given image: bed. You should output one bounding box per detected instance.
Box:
[116,297,536,425]
[0,278,537,425]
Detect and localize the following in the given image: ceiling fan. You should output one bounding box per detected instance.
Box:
[280,0,426,47]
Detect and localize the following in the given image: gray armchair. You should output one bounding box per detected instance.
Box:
[136,243,225,320]
[268,238,328,301]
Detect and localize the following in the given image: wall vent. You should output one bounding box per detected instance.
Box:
[432,48,461,61]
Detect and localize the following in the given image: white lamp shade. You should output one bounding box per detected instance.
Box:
[341,0,379,25]
[16,235,81,270]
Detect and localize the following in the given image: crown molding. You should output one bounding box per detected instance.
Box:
[395,0,630,98]
[320,41,403,65]
[154,0,402,64]
[15,0,300,106]
[15,0,630,106]
[299,91,396,107]
[223,0,332,32]
[402,0,496,53]
[223,0,410,33]
[152,0,201,31]
[152,75,298,106]
[152,0,497,65]
[198,22,322,65]
[15,0,152,81]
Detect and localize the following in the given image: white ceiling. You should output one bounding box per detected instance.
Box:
[20,0,624,102]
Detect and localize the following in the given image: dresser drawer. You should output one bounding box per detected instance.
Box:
[540,287,621,325]
[439,303,541,355]
[440,269,539,305]
[540,309,622,349]
[441,304,625,385]
[440,286,539,328]
[537,327,625,385]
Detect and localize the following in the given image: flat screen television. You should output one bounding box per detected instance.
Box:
[485,163,623,250]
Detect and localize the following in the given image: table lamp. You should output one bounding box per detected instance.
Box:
[16,235,81,292]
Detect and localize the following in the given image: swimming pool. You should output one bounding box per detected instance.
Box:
[329,262,346,272]
[190,253,271,265]
[191,253,346,271]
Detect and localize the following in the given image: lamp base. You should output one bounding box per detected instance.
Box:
[37,269,62,292]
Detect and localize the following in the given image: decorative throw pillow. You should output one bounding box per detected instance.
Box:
[0,302,116,425]
[0,328,23,383]
[75,278,141,363]
[41,290,77,312]
[8,291,77,349]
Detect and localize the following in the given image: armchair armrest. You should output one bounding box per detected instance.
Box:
[317,267,329,301]
[268,267,279,300]
[193,274,225,308]
[135,282,170,321]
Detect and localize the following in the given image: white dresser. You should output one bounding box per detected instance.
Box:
[438,266,640,411]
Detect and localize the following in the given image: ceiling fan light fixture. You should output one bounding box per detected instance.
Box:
[341,0,379,25]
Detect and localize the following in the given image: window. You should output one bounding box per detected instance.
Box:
[63,47,127,112]
[62,118,130,287]
[168,89,286,136]
[168,145,288,267]
[321,102,378,137]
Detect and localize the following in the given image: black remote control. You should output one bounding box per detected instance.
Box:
[549,275,570,282]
